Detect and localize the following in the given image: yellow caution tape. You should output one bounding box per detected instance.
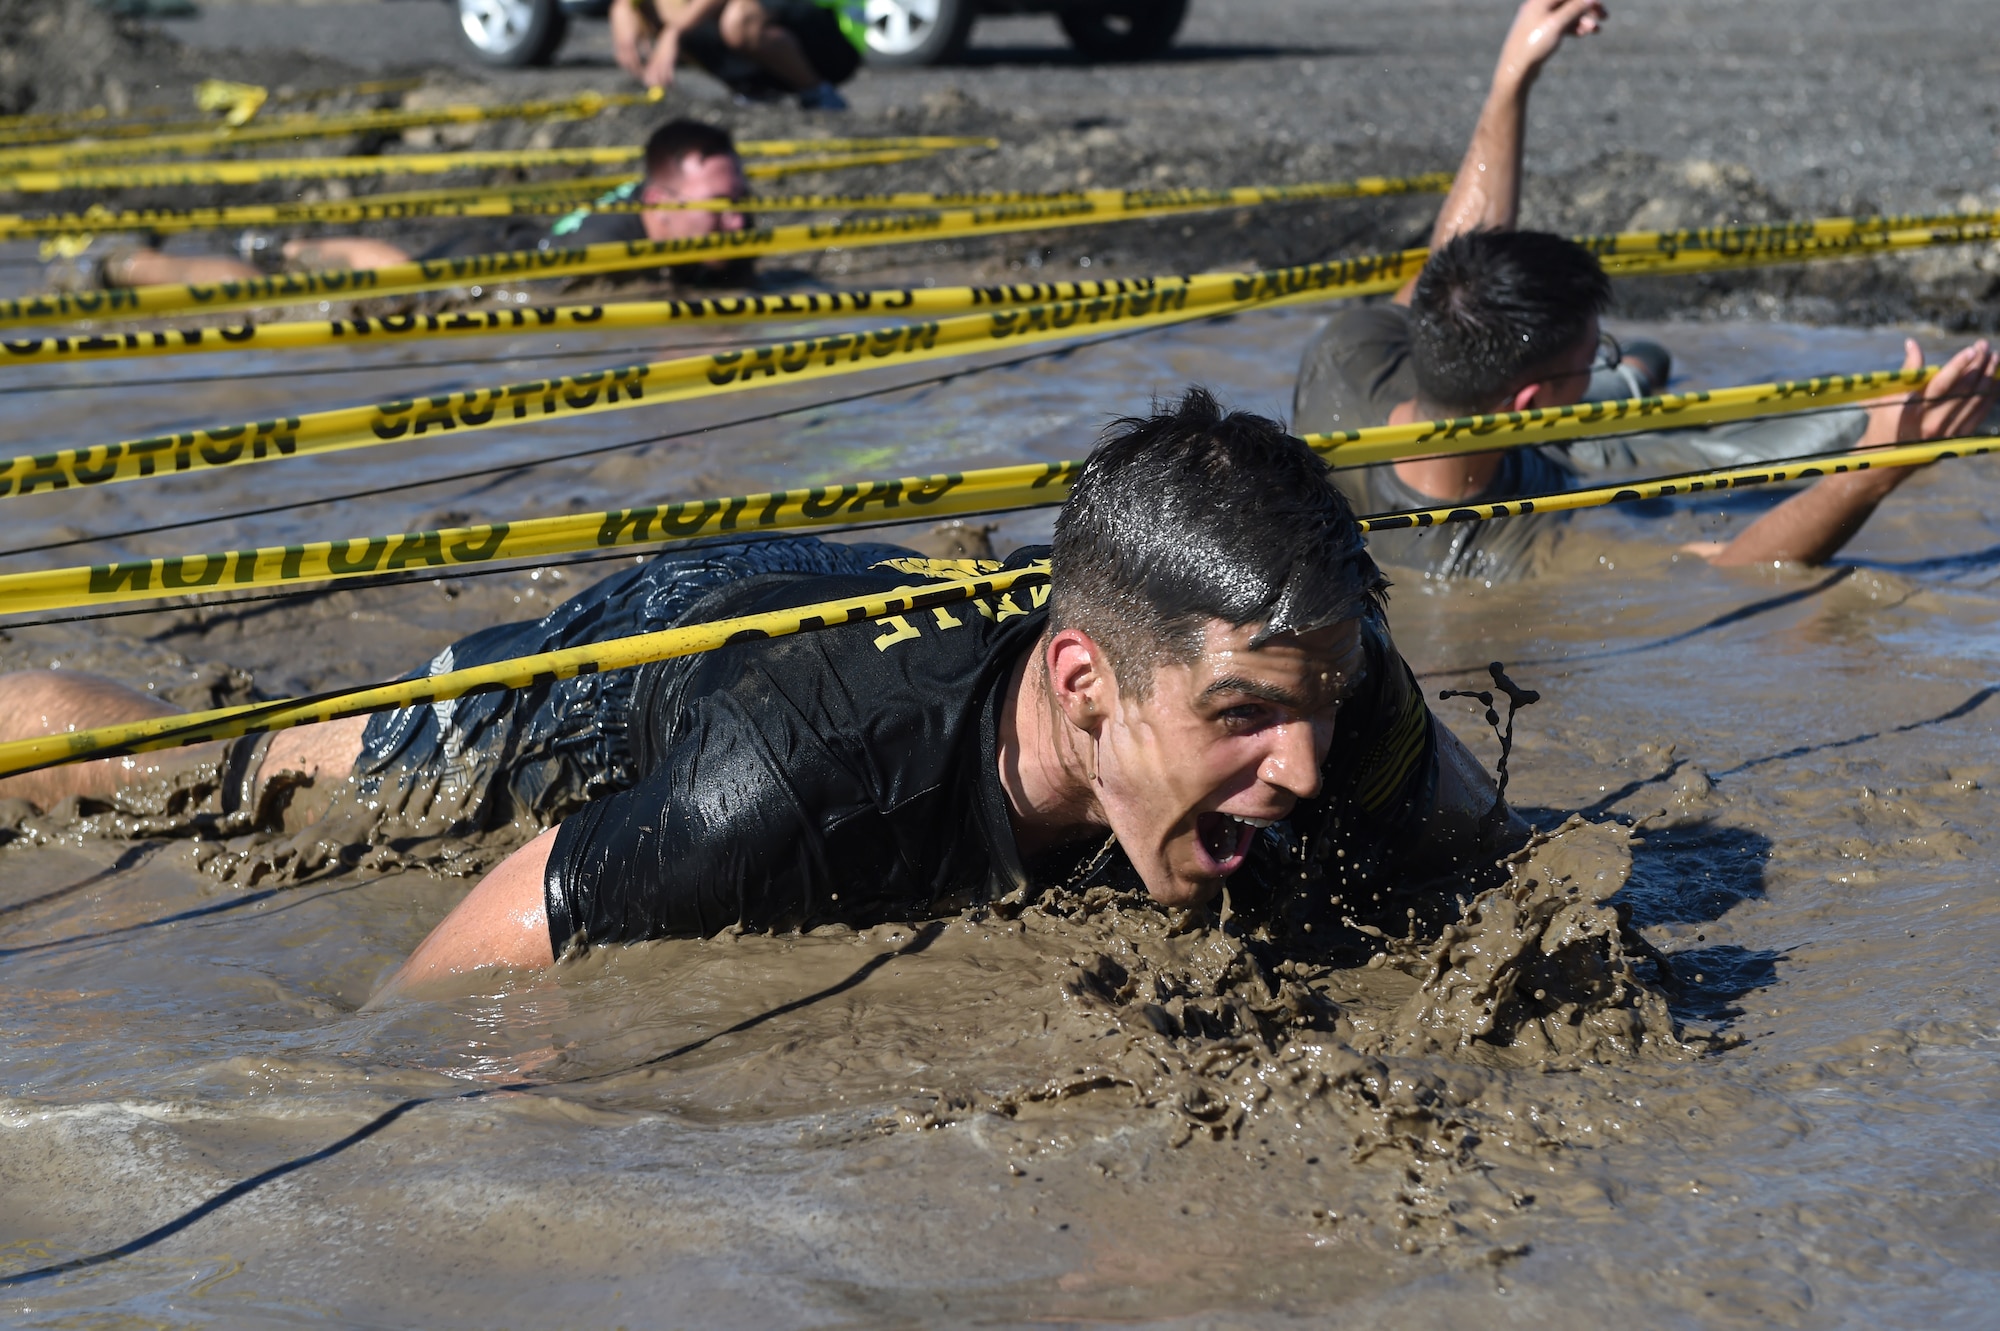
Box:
[0,266,1396,500]
[0,157,940,253]
[7,419,1996,779]
[0,90,667,171]
[0,363,1932,616]
[0,145,638,191]
[0,272,1268,363]
[33,233,93,263]
[0,174,1449,240]
[0,78,425,145]
[1309,365,1933,468]
[14,418,2000,780]
[5,191,1987,347]
[0,137,994,192]
[0,462,1069,616]
[0,182,1446,327]
[1353,432,2000,533]
[193,80,270,128]
[0,176,629,242]
[0,563,1051,781]
[1592,217,2000,278]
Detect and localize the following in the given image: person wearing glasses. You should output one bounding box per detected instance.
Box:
[1292,0,1998,581]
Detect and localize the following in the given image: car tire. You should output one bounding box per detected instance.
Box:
[861,0,976,66]
[455,0,570,67]
[1058,0,1186,61]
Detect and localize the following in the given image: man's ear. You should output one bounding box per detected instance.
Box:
[1045,627,1117,733]
[1505,380,1544,413]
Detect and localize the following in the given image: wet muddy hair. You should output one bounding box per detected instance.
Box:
[1409,228,1612,414]
[1050,387,1387,691]
[643,119,738,183]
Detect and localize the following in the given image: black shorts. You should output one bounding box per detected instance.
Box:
[681,0,861,94]
[353,537,906,830]
[411,219,552,264]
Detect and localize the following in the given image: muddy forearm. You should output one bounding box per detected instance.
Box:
[1707,468,1911,568]
[372,827,559,1002]
[1397,74,1532,305]
[1429,80,1530,248]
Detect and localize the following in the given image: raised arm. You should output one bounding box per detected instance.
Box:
[1701,339,1999,568]
[372,826,560,1001]
[1396,0,1606,303]
[1430,0,1606,245]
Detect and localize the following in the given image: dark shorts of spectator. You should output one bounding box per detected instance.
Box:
[682,0,862,97]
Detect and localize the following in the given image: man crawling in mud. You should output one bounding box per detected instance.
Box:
[0,391,1511,994]
[60,119,753,291]
[1296,0,2000,582]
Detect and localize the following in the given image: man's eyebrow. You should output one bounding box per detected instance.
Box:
[1201,675,1317,708]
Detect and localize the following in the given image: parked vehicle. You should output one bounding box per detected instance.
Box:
[450,0,1185,69]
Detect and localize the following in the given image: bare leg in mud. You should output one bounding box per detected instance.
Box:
[0,669,369,812]
[278,237,414,271]
[102,248,261,286]
[91,237,415,291]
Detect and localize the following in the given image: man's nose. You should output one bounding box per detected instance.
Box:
[1257,720,1324,801]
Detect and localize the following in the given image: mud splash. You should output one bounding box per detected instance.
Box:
[496,818,1694,1259]
[1349,817,1696,1065]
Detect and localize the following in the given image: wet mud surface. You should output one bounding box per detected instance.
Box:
[5,307,2000,1326]
[5,2,2000,1325]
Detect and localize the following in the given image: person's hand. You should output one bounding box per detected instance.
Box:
[1860,338,2000,449]
[643,24,682,88]
[1494,0,1607,94]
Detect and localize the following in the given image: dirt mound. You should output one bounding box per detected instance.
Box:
[0,0,179,118]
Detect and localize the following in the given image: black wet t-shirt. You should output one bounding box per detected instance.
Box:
[543,550,1446,952]
[545,554,1049,948]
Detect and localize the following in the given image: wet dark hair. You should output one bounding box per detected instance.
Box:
[1050,387,1387,691]
[643,119,738,182]
[1409,228,1612,414]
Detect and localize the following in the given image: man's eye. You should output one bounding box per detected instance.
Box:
[1218,704,1267,727]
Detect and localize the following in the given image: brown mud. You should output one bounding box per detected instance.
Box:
[4,311,1999,1322]
[3,8,2000,1325]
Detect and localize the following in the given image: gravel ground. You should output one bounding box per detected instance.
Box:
[13,0,2000,324]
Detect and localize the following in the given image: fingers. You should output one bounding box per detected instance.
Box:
[1917,339,1998,440]
[1901,337,1923,374]
[1945,339,1999,434]
[1566,0,1608,34]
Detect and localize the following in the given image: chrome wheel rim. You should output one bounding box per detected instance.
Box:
[459,0,540,53]
[863,0,941,54]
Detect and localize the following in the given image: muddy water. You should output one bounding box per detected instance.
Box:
[3,308,1999,1327]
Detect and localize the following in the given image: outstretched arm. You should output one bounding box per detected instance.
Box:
[372,827,560,1001]
[1396,0,1606,303]
[1699,339,2000,568]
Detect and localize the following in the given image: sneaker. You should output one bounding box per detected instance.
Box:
[236,229,275,267]
[796,82,849,112]
[1620,338,1673,394]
